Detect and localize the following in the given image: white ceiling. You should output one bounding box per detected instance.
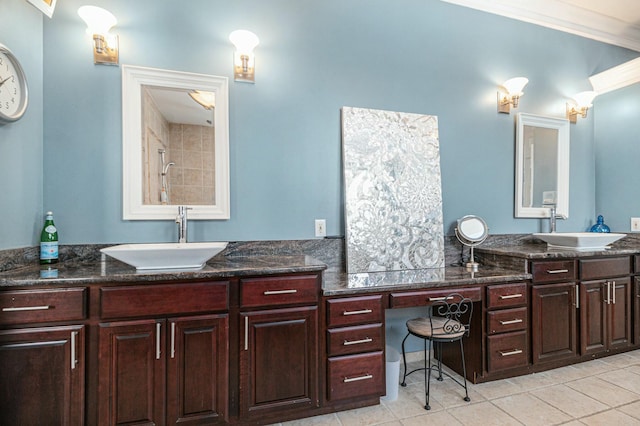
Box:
[145,86,214,127]
[441,0,640,52]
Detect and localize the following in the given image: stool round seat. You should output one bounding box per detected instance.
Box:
[406,317,466,340]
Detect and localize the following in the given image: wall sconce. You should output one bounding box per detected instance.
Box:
[497,77,529,114]
[566,91,598,123]
[78,5,119,66]
[229,30,259,83]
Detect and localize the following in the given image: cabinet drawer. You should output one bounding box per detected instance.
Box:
[531,260,576,283]
[487,331,528,372]
[326,295,384,327]
[580,257,630,280]
[487,307,528,335]
[389,287,481,309]
[100,281,229,319]
[0,288,86,325]
[327,351,384,401]
[487,283,527,309]
[327,323,384,356]
[240,275,318,308]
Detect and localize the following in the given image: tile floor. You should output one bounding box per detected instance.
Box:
[273,349,640,425]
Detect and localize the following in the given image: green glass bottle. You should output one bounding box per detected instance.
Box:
[40,211,59,264]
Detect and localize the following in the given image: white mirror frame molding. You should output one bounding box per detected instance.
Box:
[122,65,230,220]
[515,113,570,219]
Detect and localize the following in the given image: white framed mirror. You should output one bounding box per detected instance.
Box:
[122,65,230,220]
[515,113,570,219]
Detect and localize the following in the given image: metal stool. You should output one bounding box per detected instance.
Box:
[400,293,473,410]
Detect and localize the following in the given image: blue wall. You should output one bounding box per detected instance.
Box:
[0,0,43,249]
[2,0,638,249]
[595,83,640,232]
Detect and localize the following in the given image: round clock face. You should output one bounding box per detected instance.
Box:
[0,44,28,123]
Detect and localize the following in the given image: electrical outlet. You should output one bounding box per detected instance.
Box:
[315,219,326,237]
[631,217,640,232]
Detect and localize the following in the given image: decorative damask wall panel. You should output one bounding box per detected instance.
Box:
[342,107,444,273]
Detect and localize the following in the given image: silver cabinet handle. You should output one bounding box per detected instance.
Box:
[343,337,373,346]
[613,281,616,304]
[499,319,523,325]
[156,323,161,360]
[170,322,176,359]
[244,316,249,351]
[343,309,372,316]
[546,269,569,274]
[71,331,78,370]
[263,289,297,295]
[575,285,579,309]
[2,305,50,312]
[343,374,373,383]
[606,282,611,305]
[499,294,522,300]
[428,296,453,302]
[499,349,523,357]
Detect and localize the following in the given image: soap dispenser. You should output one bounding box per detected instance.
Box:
[590,215,610,233]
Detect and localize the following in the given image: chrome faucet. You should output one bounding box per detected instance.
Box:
[545,204,558,233]
[176,206,191,243]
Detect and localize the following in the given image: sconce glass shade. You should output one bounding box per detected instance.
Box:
[78,5,117,35]
[78,5,118,65]
[189,90,216,110]
[572,91,598,108]
[229,30,259,83]
[229,30,260,55]
[503,77,529,96]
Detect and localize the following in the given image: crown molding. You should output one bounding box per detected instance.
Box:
[441,0,640,52]
[589,57,640,94]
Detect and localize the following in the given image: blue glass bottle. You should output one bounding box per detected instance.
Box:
[590,215,610,233]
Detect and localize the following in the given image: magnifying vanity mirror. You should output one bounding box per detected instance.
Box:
[122,65,230,220]
[455,215,488,271]
[515,113,570,219]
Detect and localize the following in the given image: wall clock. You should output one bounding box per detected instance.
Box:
[0,43,29,123]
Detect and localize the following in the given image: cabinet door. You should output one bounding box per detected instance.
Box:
[167,314,228,425]
[580,281,607,356]
[532,283,578,363]
[0,325,85,426]
[635,278,640,345]
[609,278,632,350]
[240,306,318,420]
[98,319,165,426]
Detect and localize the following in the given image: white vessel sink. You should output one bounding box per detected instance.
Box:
[101,242,228,270]
[533,233,625,250]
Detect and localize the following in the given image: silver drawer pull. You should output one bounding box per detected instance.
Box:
[71,331,78,370]
[263,289,297,295]
[546,269,569,274]
[343,309,372,316]
[343,338,373,346]
[499,294,522,300]
[499,319,523,325]
[343,374,373,383]
[2,305,50,312]
[428,296,454,302]
[499,349,523,357]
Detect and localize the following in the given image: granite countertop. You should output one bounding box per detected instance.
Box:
[0,255,328,288]
[479,235,640,259]
[322,266,531,296]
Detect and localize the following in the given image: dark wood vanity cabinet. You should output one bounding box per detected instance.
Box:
[579,257,632,356]
[486,282,528,372]
[97,281,230,426]
[0,288,87,425]
[324,295,385,403]
[530,260,578,364]
[238,275,320,422]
